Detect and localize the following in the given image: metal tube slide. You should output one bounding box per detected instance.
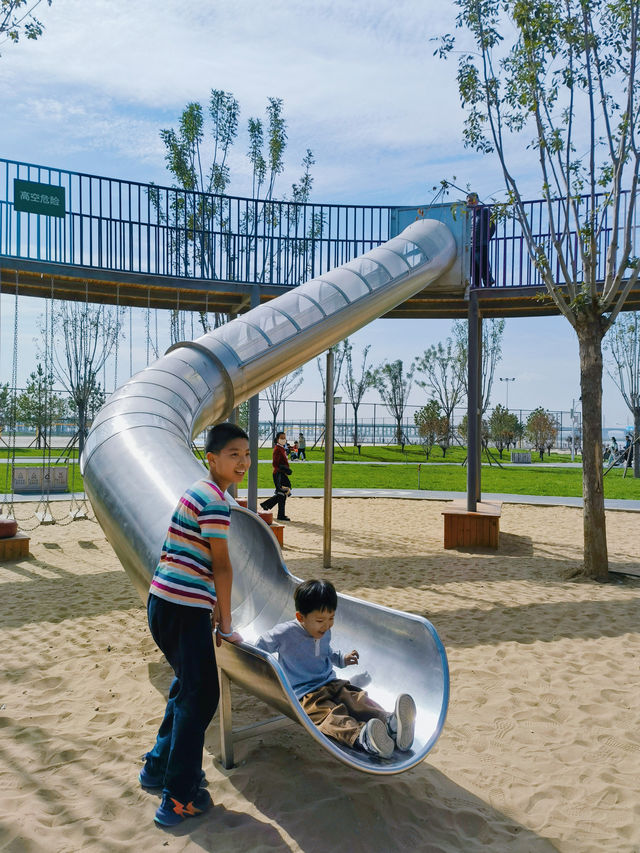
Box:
[81,218,454,774]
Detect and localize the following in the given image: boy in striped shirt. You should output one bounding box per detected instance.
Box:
[140,422,249,827]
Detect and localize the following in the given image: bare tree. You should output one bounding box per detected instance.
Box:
[372,359,415,446]
[438,0,640,579]
[414,336,466,429]
[452,318,504,414]
[316,341,349,401]
[341,341,373,446]
[263,368,303,441]
[605,312,640,477]
[47,302,121,457]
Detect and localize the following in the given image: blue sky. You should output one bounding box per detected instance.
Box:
[0,0,633,429]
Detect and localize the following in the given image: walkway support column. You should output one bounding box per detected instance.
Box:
[467,291,482,511]
[323,348,334,568]
[227,407,238,499]
[247,285,260,512]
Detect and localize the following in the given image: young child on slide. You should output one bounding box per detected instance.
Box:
[255,579,416,757]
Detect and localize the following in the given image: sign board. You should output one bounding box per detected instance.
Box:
[12,466,69,493]
[14,178,66,218]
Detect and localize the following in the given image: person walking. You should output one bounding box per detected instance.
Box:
[261,431,292,521]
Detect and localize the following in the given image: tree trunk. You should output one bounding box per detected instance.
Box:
[353,407,359,446]
[78,406,87,459]
[634,407,640,479]
[576,315,609,581]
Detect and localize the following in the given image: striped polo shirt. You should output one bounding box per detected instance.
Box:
[149,478,230,610]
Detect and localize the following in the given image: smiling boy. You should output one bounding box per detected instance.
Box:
[140,422,249,826]
[255,579,416,758]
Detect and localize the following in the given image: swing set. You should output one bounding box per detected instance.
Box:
[0,271,201,534]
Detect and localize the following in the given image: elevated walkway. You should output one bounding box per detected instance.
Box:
[3,158,639,319]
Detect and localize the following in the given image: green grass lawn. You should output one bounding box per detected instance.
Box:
[0,448,79,459]
[3,446,638,501]
[255,444,580,465]
[254,461,640,500]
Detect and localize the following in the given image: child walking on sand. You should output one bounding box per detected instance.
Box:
[255,579,416,757]
[140,422,248,827]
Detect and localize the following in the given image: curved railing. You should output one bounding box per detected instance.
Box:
[0,158,393,287]
[2,157,637,290]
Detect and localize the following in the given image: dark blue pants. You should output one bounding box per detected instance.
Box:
[146,595,219,802]
[261,471,288,518]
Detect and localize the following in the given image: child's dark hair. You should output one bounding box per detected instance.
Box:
[295,579,338,615]
[205,422,249,454]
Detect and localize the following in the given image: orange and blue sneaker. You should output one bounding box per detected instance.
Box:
[154,788,212,827]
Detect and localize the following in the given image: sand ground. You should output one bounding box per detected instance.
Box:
[1,498,639,853]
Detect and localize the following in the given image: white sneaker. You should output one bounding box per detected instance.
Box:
[388,694,416,752]
[358,718,394,758]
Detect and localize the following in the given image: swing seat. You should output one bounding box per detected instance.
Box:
[217,505,449,775]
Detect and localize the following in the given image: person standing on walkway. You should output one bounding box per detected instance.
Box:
[467,192,496,287]
[261,431,292,521]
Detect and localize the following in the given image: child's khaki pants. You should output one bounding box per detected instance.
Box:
[300,679,388,747]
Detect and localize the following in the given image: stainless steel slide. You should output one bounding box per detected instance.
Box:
[81,218,455,775]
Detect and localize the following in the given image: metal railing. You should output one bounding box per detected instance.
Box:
[471,191,640,289]
[0,158,392,287]
[2,158,638,290]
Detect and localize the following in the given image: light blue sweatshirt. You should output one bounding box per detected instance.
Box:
[255,619,346,698]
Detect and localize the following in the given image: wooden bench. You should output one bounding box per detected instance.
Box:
[442,500,502,549]
[0,532,30,560]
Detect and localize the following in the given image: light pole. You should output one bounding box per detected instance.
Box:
[499,377,516,410]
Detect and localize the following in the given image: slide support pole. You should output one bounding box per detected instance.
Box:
[323,348,334,568]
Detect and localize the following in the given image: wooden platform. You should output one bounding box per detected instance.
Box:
[0,532,30,560]
[442,500,502,549]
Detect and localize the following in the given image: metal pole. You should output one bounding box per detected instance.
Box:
[323,349,334,568]
[228,406,238,499]
[247,285,260,512]
[570,401,576,462]
[467,292,481,511]
[476,305,482,503]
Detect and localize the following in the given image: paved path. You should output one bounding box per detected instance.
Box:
[242,488,640,512]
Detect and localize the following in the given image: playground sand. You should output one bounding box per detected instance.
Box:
[1,498,639,853]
